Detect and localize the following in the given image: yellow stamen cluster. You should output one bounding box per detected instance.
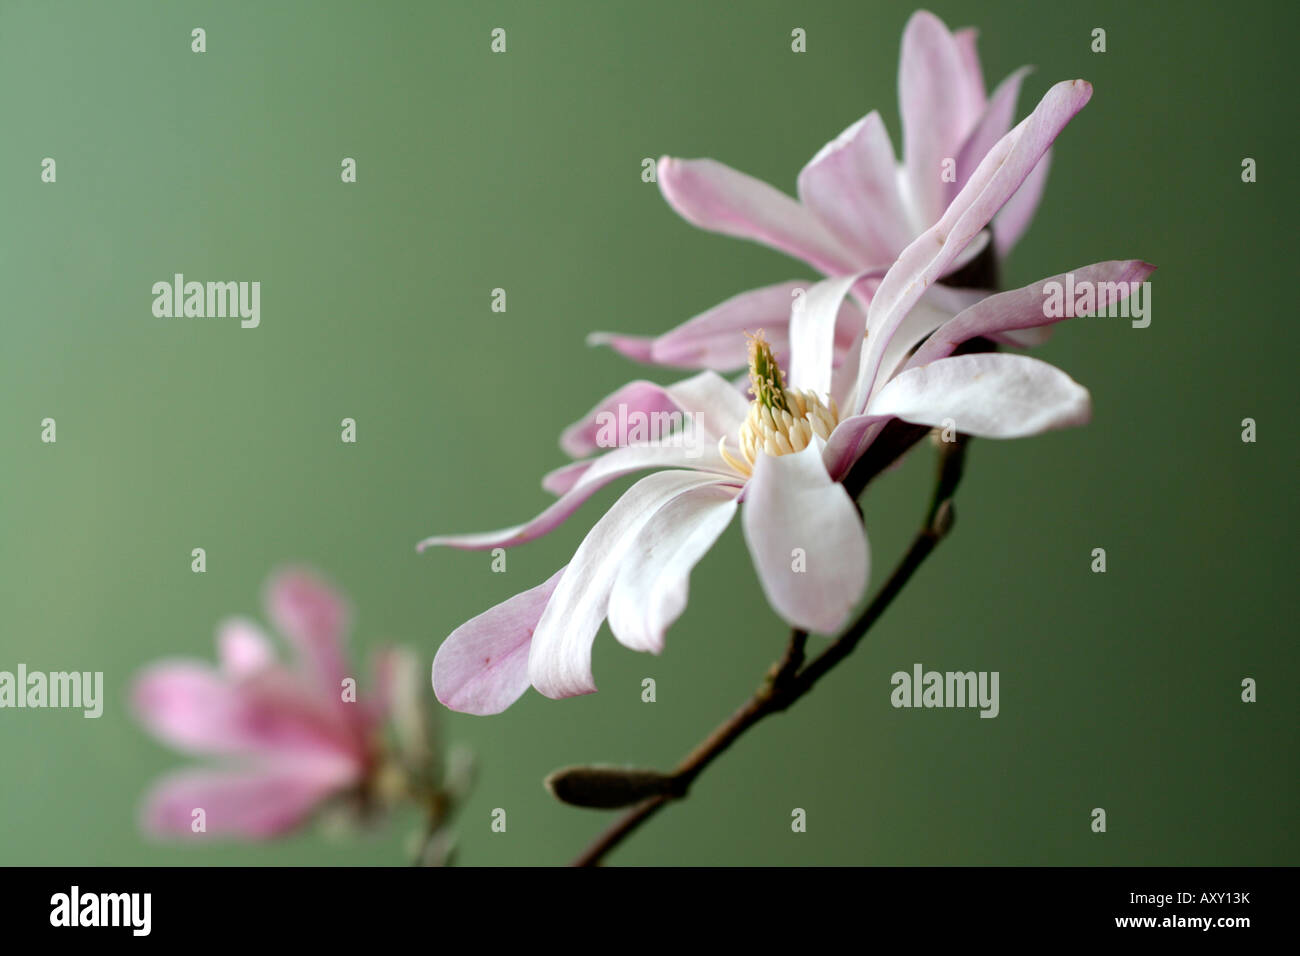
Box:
[719,332,840,478]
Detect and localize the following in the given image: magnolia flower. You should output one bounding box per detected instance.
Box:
[420,80,1153,715]
[133,569,399,838]
[588,9,1054,377]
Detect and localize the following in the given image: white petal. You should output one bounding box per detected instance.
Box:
[528,472,739,699]
[788,271,875,396]
[742,444,868,634]
[608,483,740,654]
[867,353,1091,438]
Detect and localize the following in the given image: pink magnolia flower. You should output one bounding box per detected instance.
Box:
[588,10,1056,377]
[132,569,392,839]
[420,81,1154,715]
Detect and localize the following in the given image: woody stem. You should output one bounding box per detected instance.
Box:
[570,436,969,866]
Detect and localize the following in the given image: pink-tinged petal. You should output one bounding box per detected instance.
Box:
[821,413,891,482]
[867,353,1091,438]
[433,568,566,715]
[853,78,1094,413]
[789,271,875,396]
[899,11,986,227]
[796,112,913,264]
[956,67,1032,191]
[529,472,736,699]
[132,662,352,759]
[141,760,358,839]
[584,331,656,364]
[907,261,1158,370]
[665,368,753,434]
[559,380,681,458]
[868,290,967,402]
[952,27,987,104]
[558,370,750,459]
[217,618,275,678]
[992,325,1053,348]
[649,280,810,370]
[658,156,858,275]
[608,483,740,654]
[742,444,869,634]
[133,663,255,756]
[266,568,350,697]
[418,436,736,553]
[994,150,1051,258]
[828,317,866,412]
[542,459,592,496]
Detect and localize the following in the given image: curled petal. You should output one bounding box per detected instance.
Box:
[853,78,1093,414]
[608,482,739,654]
[529,472,738,699]
[907,260,1158,370]
[956,66,1033,191]
[993,150,1051,258]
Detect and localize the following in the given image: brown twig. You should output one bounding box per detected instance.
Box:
[571,436,969,866]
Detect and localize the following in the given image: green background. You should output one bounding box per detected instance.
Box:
[1,0,1295,866]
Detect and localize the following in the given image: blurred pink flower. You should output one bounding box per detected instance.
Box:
[132,569,391,839]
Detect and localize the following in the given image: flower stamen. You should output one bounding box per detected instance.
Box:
[719,331,840,478]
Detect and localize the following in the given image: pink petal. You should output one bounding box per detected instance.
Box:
[558,369,751,460]
[559,380,682,458]
[266,568,350,697]
[141,760,358,839]
[907,260,1157,370]
[217,618,275,677]
[952,27,987,104]
[994,150,1052,258]
[583,332,655,364]
[796,112,913,264]
[433,568,566,715]
[607,482,740,654]
[650,280,810,369]
[899,10,987,227]
[132,662,352,759]
[852,78,1094,414]
[417,439,735,553]
[657,156,858,275]
[862,285,986,414]
[821,413,891,482]
[742,444,869,634]
[541,459,593,496]
[528,472,738,699]
[867,353,1091,438]
[955,67,1033,192]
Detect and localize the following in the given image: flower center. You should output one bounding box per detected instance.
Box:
[718,331,840,478]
